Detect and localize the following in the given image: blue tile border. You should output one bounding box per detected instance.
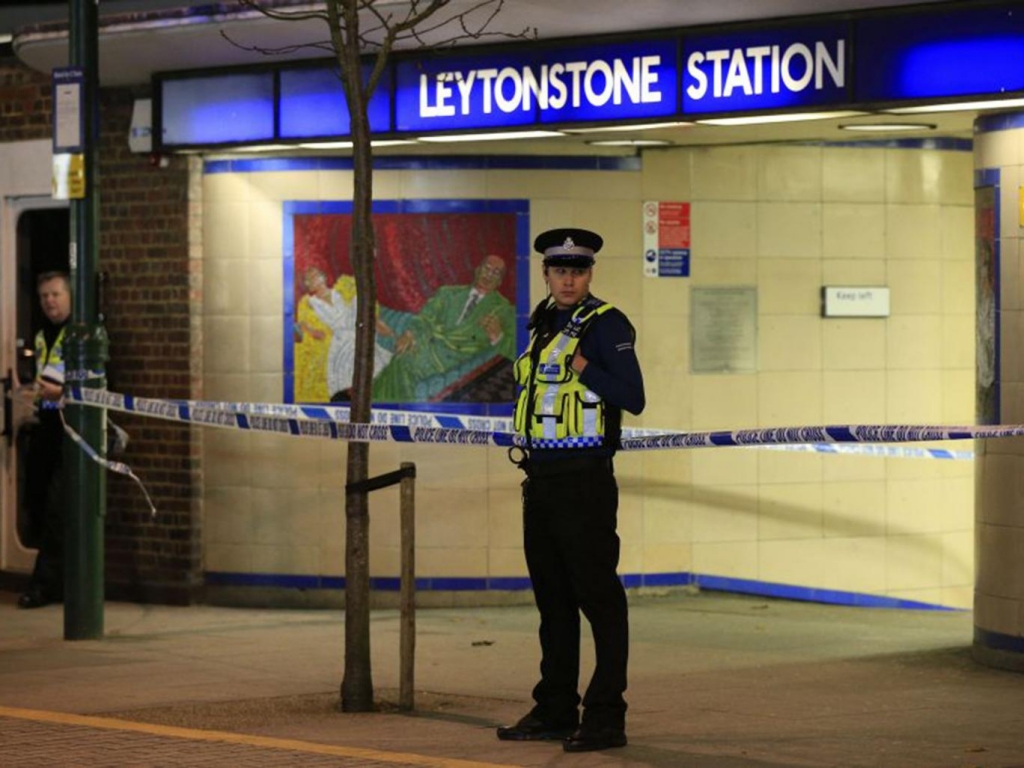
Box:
[975,111,1024,135]
[807,138,972,151]
[205,570,958,611]
[205,155,642,174]
[975,626,1024,654]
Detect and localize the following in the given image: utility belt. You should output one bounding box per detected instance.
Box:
[508,447,613,479]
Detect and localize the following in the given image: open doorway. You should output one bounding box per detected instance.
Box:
[1,202,69,578]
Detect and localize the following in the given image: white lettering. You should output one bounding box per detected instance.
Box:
[495,66,523,112]
[781,43,813,92]
[706,49,730,98]
[613,57,639,105]
[585,59,614,106]
[564,61,587,107]
[686,52,708,100]
[477,68,498,113]
[548,63,568,108]
[815,39,844,89]
[455,70,476,113]
[723,48,752,97]
[745,46,771,93]
[640,56,661,103]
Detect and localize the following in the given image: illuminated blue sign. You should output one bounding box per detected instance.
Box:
[855,5,1024,101]
[682,24,847,114]
[395,40,677,132]
[280,66,391,139]
[162,72,275,145]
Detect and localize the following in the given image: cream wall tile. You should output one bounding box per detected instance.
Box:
[757,203,822,259]
[643,488,693,544]
[758,372,823,426]
[757,259,822,314]
[691,375,757,429]
[941,530,973,586]
[204,316,250,374]
[758,483,823,540]
[758,539,825,586]
[939,586,972,610]
[823,148,885,202]
[206,544,254,573]
[822,204,885,260]
[822,481,886,537]
[249,259,284,317]
[940,260,974,314]
[998,165,1020,241]
[643,543,693,575]
[251,544,321,575]
[643,321,688,371]
[757,146,822,201]
[941,369,975,423]
[529,199,575,241]
[204,171,251,203]
[976,522,1024,599]
[248,197,284,261]
[822,453,886,483]
[885,534,943,591]
[692,448,757,486]
[692,202,757,258]
[488,488,523,550]
[818,537,886,592]
[249,374,283,404]
[399,169,487,199]
[887,316,942,370]
[691,258,757,285]
[822,320,886,370]
[367,492,400,549]
[888,261,942,314]
[368,545,400,577]
[1002,237,1020,311]
[641,148,693,201]
[886,479,949,535]
[416,547,489,578]
[757,451,822,485]
[938,151,974,206]
[488,547,528,578]
[975,453,1024,527]
[595,256,643,317]
[317,170,354,200]
[940,315,974,369]
[205,373,252,404]
[823,371,886,424]
[692,485,758,542]
[249,432,320,491]
[887,370,942,422]
[641,279,689,318]
[487,449,523,490]
[976,127,1020,168]
[247,170,320,202]
[417,488,489,547]
[571,170,642,201]
[251,488,325,546]
[822,259,886,285]
[885,150,945,204]
[203,429,252,488]
[642,370,692,431]
[205,487,252,545]
[401,443,489,490]
[204,201,250,262]
[758,317,822,371]
[642,450,693,486]
[692,146,756,201]
[886,205,941,260]
[940,205,973,260]
[250,315,284,374]
[692,541,758,579]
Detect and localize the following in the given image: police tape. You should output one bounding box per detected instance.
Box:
[65,387,1007,454]
[747,443,974,460]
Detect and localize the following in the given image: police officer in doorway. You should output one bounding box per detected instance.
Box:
[17,271,71,609]
[498,229,645,752]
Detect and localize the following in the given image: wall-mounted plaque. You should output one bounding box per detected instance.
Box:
[691,287,757,374]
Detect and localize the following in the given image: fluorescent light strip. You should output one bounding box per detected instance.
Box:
[587,139,671,147]
[697,110,865,126]
[839,122,936,132]
[417,130,565,143]
[564,121,693,134]
[297,140,418,149]
[888,98,1024,114]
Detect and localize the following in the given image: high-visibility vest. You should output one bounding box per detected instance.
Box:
[513,298,614,449]
[34,325,66,410]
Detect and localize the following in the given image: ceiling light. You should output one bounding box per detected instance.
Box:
[888,98,1024,114]
[564,122,693,134]
[839,122,937,132]
[230,144,292,152]
[298,140,418,149]
[697,110,866,126]
[417,130,565,143]
[587,139,671,147]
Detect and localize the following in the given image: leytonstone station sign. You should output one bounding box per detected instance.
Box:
[154,2,1024,150]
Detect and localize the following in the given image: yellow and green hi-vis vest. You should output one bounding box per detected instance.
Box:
[513,298,614,449]
[34,324,67,411]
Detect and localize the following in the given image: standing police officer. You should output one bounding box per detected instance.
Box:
[498,228,645,752]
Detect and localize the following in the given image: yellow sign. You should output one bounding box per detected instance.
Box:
[68,153,85,199]
[51,152,85,200]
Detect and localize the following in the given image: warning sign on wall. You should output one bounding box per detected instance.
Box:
[642,200,690,278]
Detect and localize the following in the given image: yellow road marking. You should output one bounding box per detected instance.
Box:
[0,705,519,768]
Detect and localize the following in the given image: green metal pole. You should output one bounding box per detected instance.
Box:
[64,0,107,640]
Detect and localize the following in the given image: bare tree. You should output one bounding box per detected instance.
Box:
[233,0,532,712]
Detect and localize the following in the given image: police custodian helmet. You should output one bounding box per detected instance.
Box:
[534,228,603,268]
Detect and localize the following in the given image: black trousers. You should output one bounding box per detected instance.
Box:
[522,458,628,731]
[25,420,65,599]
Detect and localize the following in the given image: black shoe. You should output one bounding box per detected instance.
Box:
[562,725,628,752]
[17,586,51,609]
[496,713,578,741]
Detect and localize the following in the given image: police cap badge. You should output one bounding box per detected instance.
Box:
[533,228,603,268]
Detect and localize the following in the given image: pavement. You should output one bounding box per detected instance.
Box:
[2,587,1023,768]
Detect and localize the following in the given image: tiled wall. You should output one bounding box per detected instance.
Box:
[974,119,1024,659]
[200,142,976,609]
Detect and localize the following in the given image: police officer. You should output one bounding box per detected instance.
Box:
[17,271,71,609]
[497,228,645,752]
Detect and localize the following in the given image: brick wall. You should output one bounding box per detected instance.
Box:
[1,54,202,604]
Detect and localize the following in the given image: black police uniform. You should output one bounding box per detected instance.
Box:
[499,228,645,752]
